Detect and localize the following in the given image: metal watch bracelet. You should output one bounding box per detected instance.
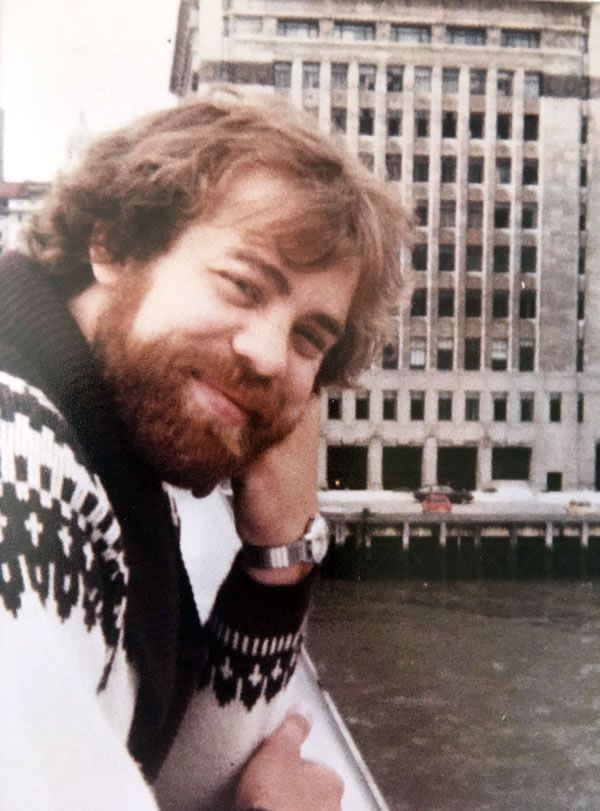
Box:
[241,513,329,569]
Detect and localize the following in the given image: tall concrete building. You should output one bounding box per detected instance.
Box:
[171,0,600,493]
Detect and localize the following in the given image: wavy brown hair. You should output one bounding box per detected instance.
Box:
[25,86,411,386]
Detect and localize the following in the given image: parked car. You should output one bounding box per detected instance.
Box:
[413,484,473,504]
[422,492,452,513]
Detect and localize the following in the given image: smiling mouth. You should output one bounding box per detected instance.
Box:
[188,378,250,427]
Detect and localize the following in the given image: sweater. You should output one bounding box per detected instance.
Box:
[0,252,312,810]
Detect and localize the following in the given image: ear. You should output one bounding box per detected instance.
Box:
[89,225,121,287]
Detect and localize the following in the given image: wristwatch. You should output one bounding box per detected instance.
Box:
[241,513,330,569]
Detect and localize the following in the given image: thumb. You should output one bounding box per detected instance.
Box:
[268,712,311,754]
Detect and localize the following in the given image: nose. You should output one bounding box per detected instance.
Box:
[231,312,289,380]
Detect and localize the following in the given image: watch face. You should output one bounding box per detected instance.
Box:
[310,537,329,564]
[306,514,330,563]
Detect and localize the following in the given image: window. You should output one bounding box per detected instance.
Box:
[465,288,482,317]
[409,337,427,369]
[493,394,507,421]
[497,70,513,96]
[412,244,428,271]
[438,288,455,316]
[438,392,453,421]
[440,200,456,227]
[523,114,539,141]
[355,390,370,420]
[497,113,511,140]
[359,152,374,171]
[467,201,483,228]
[441,156,457,183]
[383,390,398,420]
[470,69,486,95]
[442,68,460,93]
[524,71,541,97]
[519,289,536,319]
[577,339,584,372]
[549,393,561,423]
[386,153,402,181]
[580,161,588,187]
[439,244,455,271]
[579,247,586,275]
[334,21,375,41]
[581,116,588,145]
[387,109,402,136]
[491,339,508,370]
[410,391,425,420]
[492,289,509,318]
[413,155,429,182]
[578,393,584,423]
[519,339,535,371]
[331,107,347,133]
[442,111,457,138]
[580,204,587,232]
[411,287,427,316]
[390,24,431,43]
[387,65,404,92]
[277,19,319,38]
[415,110,430,137]
[437,337,454,370]
[468,157,484,183]
[446,26,487,46]
[382,339,399,369]
[273,62,292,88]
[234,15,263,34]
[331,63,348,89]
[359,108,374,135]
[358,64,376,91]
[493,245,510,273]
[469,112,485,139]
[415,201,428,226]
[521,245,537,273]
[302,62,320,88]
[522,204,537,229]
[523,159,538,185]
[414,67,432,94]
[464,338,481,370]
[496,158,511,184]
[327,391,342,419]
[520,394,534,422]
[494,203,510,228]
[466,245,483,272]
[577,290,585,320]
[465,392,480,421]
[501,29,540,49]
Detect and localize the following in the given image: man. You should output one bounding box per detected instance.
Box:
[0,87,408,809]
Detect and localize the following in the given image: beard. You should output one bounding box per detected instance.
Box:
[94,274,300,495]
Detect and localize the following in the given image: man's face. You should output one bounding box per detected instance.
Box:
[93,171,359,494]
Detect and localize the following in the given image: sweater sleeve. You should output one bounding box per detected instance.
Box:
[0,371,158,810]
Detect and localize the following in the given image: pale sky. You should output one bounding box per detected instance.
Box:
[0,0,180,181]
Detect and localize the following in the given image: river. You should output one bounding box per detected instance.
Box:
[308,579,600,810]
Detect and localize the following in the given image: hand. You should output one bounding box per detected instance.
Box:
[235,713,344,811]
[232,397,320,585]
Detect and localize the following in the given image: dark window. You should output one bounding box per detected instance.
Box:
[438,392,453,421]
[358,64,376,90]
[464,338,481,370]
[549,393,561,423]
[492,447,531,480]
[467,201,483,228]
[497,70,513,96]
[413,155,430,182]
[519,340,535,371]
[411,288,427,316]
[579,248,586,275]
[331,63,348,88]
[523,114,539,141]
[441,156,457,183]
[446,26,487,46]
[442,111,457,138]
[437,338,454,370]
[387,109,401,136]
[496,158,511,184]
[439,244,455,271]
[387,65,404,92]
[468,156,484,183]
[334,21,375,41]
[501,29,540,49]
[413,244,428,270]
[359,108,374,135]
[470,69,486,95]
[522,204,537,229]
[521,245,537,273]
[465,393,480,421]
[492,289,509,318]
[466,245,483,272]
[577,339,584,372]
[386,153,402,180]
[273,62,292,88]
[469,112,484,139]
[415,202,428,226]
[493,395,507,421]
[581,161,588,187]
[440,200,456,227]
[491,340,508,370]
[494,203,510,228]
[520,395,534,422]
[580,205,587,232]
[493,245,510,273]
[327,391,342,419]
[578,393,584,423]
[523,159,539,185]
[390,24,431,43]
[578,290,585,320]
[497,113,511,140]
[410,391,425,420]
[277,19,319,38]
[382,339,399,369]
[355,391,370,420]
[442,68,460,93]
[465,288,482,317]
[415,110,430,137]
[581,116,588,145]
[438,288,455,317]
[383,390,398,420]
[331,107,347,132]
[519,289,536,318]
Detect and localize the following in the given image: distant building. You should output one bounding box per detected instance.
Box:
[0,181,50,255]
[171,0,600,492]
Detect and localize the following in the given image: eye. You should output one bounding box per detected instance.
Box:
[293,326,328,360]
[218,272,263,306]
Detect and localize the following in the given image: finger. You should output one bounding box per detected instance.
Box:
[268,712,311,754]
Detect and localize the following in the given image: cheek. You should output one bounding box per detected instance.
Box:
[282,363,320,411]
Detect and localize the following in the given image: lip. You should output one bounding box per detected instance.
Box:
[189,378,250,427]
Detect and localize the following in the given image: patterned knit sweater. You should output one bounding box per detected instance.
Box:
[0,252,312,810]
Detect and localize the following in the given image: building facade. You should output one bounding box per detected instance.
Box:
[172,0,600,492]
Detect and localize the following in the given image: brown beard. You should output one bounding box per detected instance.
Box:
[94,275,299,494]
